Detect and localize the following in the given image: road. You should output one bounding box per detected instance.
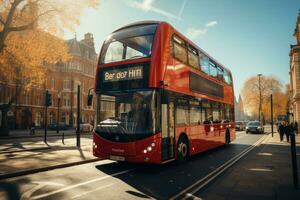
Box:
[0,131,266,200]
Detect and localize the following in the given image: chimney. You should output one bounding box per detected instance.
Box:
[83,33,94,47]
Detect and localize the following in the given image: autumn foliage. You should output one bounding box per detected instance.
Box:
[241,75,288,121]
[0,0,99,90]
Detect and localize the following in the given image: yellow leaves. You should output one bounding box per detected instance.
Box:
[0,29,70,89]
[241,75,287,119]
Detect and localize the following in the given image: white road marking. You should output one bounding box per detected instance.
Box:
[170,134,269,200]
[30,169,133,199]
[20,182,65,200]
[71,183,116,199]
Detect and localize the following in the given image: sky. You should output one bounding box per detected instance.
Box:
[65,0,300,98]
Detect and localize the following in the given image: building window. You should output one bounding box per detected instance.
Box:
[24,93,29,105]
[35,112,42,126]
[49,112,54,124]
[61,112,66,123]
[51,78,55,89]
[63,94,70,107]
[63,80,71,90]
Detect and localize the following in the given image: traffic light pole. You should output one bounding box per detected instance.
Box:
[44,105,47,144]
[270,94,274,137]
[76,85,81,147]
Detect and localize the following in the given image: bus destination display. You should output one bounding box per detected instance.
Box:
[103,66,143,82]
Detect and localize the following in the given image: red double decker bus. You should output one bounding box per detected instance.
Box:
[92,21,235,164]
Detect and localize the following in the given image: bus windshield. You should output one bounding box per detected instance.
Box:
[100,24,157,64]
[95,90,156,136]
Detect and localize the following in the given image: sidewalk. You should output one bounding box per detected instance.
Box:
[0,129,77,139]
[199,132,300,200]
[0,135,98,179]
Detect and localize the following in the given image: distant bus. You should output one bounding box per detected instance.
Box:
[92,21,235,164]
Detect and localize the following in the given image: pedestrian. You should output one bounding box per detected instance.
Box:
[294,121,298,135]
[278,121,284,141]
[283,121,291,143]
[30,122,35,135]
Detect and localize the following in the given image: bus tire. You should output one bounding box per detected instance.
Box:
[177,135,189,163]
[225,129,231,144]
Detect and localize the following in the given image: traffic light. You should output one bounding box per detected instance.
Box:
[45,90,52,107]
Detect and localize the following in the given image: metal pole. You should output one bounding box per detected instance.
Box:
[290,131,299,189]
[76,85,81,147]
[258,74,262,122]
[57,97,60,134]
[44,91,48,144]
[271,94,273,137]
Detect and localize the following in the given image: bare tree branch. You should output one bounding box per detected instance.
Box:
[8,9,56,32]
[0,17,5,25]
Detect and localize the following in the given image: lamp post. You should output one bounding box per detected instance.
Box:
[56,91,61,134]
[258,74,262,122]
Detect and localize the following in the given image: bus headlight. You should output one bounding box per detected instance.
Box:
[143,143,155,154]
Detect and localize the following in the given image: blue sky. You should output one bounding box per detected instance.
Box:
[65,0,300,98]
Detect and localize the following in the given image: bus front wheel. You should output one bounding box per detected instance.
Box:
[177,136,189,162]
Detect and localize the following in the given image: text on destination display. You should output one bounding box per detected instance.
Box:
[103,66,143,82]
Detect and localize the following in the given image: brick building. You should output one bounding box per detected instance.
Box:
[0,33,97,129]
[290,12,300,123]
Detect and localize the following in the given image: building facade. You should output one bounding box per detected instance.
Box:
[290,12,300,123]
[0,33,97,129]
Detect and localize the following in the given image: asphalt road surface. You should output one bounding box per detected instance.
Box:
[0,131,265,200]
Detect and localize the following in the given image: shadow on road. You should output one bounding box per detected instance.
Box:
[94,143,253,199]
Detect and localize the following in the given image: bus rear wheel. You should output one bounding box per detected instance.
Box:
[177,136,189,162]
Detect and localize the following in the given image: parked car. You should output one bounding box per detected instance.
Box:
[80,123,93,133]
[235,121,246,131]
[246,121,264,134]
[48,122,68,130]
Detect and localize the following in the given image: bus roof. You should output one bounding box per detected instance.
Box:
[113,21,232,74]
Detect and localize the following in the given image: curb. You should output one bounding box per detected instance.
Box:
[0,146,51,154]
[0,133,76,140]
[0,158,101,180]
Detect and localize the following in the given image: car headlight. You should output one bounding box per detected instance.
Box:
[246,126,248,129]
[257,126,262,129]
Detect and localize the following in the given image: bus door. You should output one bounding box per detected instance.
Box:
[161,101,175,161]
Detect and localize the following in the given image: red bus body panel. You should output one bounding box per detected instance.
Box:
[94,21,235,164]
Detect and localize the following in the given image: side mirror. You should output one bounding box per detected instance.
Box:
[87,94,93,106]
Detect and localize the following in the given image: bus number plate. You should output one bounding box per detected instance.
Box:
[110,155,125,161]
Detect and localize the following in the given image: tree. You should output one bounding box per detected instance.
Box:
[241,75,286,123]
[0,0,99,53]
[0,0,100,134]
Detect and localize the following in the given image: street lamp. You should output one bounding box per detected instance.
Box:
[257,74,262,123]
[56,91,61,134]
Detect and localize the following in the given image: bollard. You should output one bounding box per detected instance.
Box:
[290,131,299,189]
[62,132,65,145]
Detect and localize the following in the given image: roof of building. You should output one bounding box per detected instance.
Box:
[66,33,97,60]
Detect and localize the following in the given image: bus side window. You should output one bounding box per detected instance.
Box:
[189,100,201,125]
[217,66,224,81]
[199,53,210,75]
[224,69,232,85]
[188,45,200,69]
[175,99,189,126]
[212,102,220,123]
[172,35,187,63]
[209,61,217,78]
[201,100,212,124]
